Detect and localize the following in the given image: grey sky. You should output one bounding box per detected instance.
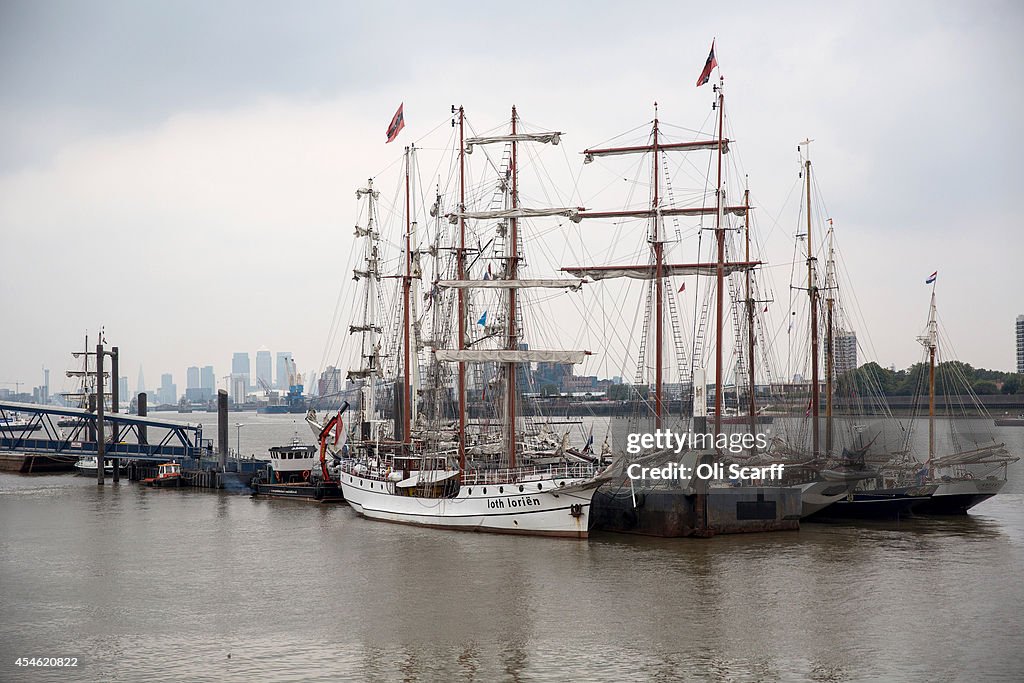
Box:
[1,0,1022,397]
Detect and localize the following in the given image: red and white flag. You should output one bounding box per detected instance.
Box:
[696,41,717,87]
[386,103,405,143]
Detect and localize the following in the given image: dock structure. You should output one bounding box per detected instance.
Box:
[0,399,207,473]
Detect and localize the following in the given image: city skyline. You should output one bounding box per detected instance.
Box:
[1,2,1022,391]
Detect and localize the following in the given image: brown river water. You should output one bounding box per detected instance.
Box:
[1,414,1022,681]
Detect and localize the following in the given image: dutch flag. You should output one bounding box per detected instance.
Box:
[925,271,937,284]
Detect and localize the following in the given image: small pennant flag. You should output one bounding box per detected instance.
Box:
[696,40,718,87]
[386,103,405,143]
[477,311,488,326]
[677,281,686,293]
[763,305,768,313]
[925,271,937,284]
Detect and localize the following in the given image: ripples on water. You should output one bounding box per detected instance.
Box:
[1,417,1023,681]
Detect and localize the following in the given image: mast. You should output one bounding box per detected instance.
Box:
[802,140,820,457]
[713,79,726,437]
[653,106,664,428]
[825,220,835,455]
[442,109,573,467]
[456,106,467,472]
[352,178,381,440]
[924,289,938,478]
[402,146,413,445]
[506,106,519,468]
[744,186,757,451]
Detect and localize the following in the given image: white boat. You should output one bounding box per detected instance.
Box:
[74,456,127,475]
[331,107,612,537]
[339,458,604,537]
[266,438,318,484]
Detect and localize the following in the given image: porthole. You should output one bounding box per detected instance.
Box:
[499,486,504,494]
[483,488,487,494]
[537,483,542,490]
[468,488,472,495]
[559,481,565,487]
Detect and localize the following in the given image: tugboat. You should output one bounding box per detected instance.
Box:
[143,462,183,488]
[251,405,347,503]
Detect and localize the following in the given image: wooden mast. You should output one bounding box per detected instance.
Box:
[802,141,820,457]
[713,79,726,437]
[744,187,757,451]
[506,106,519,468]
[926,290,937,478]
[825,220,835,455]
[653,106,664,429]
[402,145,413,445]
[456,106,467,472]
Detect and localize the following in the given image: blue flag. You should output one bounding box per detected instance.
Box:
[477,311,487,326]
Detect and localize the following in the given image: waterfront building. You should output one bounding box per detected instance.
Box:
[231,352,250,390]
[276,352,293,389]
[186,366,200,389]
[1017,315,1024,374]
[119,376,128,400]
[200,366,215,391]
[835,330,858,376]
[318,366,341,397]
[158,373,177,405]
[230,375,246,405]
[256,349,272,390]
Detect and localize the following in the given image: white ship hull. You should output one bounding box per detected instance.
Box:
[340,470,599,538]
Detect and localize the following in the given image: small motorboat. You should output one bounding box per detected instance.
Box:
[143,462,184,488]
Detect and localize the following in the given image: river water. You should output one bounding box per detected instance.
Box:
[1,413,1022,681]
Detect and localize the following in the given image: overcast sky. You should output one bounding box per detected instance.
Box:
[1,0,1022,398]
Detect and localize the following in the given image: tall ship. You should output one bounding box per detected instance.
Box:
[559,59,807,535]
[321,107,614,537]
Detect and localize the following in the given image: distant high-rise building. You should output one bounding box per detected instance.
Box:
[1017,315,1024,374]
[159,373,177,405]
[835,330,858,376]
[276,352,293,389]
[119,376,129,400]
[185,366,214,403]
[318,366,341,397]
[232,352,251,390]
[256,349,272,390]
[137,366,146,395]
[230,375,247,405]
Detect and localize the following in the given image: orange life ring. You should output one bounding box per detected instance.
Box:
[302,470,310,480]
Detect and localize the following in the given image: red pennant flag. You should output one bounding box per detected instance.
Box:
[386,103,405,143]
[677,282,686,293]
[763,305,768,313]
[696,41,717,87]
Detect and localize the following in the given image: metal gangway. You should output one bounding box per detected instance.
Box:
[0,400,206,461]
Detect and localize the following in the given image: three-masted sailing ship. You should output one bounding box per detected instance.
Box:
[328,107,614,537]
[562,73,804,534]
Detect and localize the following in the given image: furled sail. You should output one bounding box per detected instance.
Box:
[435,350,589,364]
[563,262,759,281]
[436,279,585,291]
[465,132,561,153]
[447,207,582,224]
[583,138,730,163]
[577,205,748,220]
